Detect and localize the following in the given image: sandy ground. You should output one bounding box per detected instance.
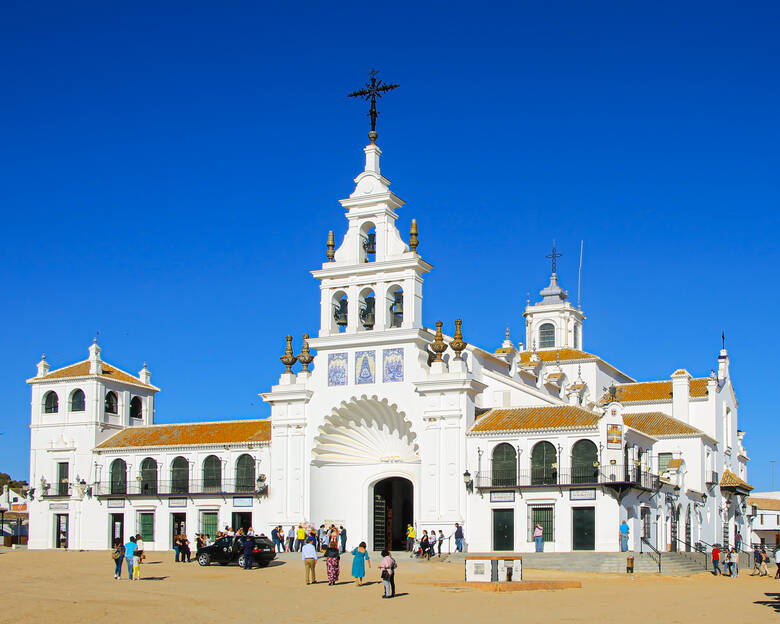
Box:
[0,548,778,624]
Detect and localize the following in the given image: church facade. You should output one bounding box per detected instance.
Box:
[26,137,752,553]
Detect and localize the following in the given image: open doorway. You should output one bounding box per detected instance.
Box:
[232,512,252,534]
[373,477,413,551]
[109,513,124,547]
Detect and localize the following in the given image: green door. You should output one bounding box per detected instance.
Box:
[572,507,595,551]
[492,509,514,551]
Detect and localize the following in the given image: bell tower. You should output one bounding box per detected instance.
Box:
[311,140,432,338]
[523,244,586,351]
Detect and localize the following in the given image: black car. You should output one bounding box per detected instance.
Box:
[197,535,276,568]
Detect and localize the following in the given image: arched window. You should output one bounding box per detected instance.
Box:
[388,285,403,328]
[43,391,59,414]
[203,455,222,492]
[130,396,143,420]
[70,389,85,412]
[105,391,118,415]
[571,439,598,484]
[491,443,517,486]
[358,288,376,331]
[110,458,127,494]
[531,441,557,485]
[332,291,348,333]
[140,458,157,494]
[539,323,555,349]
[235,454,255,492]
[171,456,189,494]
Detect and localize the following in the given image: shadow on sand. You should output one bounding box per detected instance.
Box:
[754,593,780,613]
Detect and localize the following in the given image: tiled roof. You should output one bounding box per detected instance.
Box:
[34,360,156,390]
[720,469,753,491]
[518,348,597,364]
[747,497,780,511]
[96,420,271,449]
[601,378,709,404]
[470,405,599,433]
[622,412,703,437]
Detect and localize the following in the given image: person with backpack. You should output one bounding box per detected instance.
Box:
[111,538,125,579]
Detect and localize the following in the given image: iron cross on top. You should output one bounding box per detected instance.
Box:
[546,241,562,274]
[348,69,399,142]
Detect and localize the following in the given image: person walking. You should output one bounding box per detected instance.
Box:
[453,523,464,552]
[420,530,430,560]
[619,520,629,552]
[302,538,318,585]
[351,541,371,585]
[135,534,145,563]
[711,545,721,576]
[379,549,395,598]
[760,547,769,576]
[723,548,733,577]
[406,524,415,552]
[731,548,739,578]
[325,540,341,585]
[124,536,137,580]
[735,531,742,552]
[533,523,544,552]
[111,539,125,580]
[340,525,347,553]
[752,545,762,575]
[296,524,306,552]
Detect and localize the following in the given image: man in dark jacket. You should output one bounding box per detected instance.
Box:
[339,526,347,553]
[242,536,254,570]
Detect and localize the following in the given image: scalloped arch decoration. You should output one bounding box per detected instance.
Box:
[312,395,419,465]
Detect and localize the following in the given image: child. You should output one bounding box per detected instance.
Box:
[132,553,141,580]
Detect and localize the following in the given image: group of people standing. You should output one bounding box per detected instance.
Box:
[111,534,145,580]
[712,544,780,579]
[405,523,464,557]
[749,545,780,578]
[273,523,347,554]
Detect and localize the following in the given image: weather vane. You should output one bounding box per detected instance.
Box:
[348,69,399,143]
[546,240,562,275]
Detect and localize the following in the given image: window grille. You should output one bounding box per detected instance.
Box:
[200,511,218,539]
[491,443,517,486]
[110,459,127,494]
[70,389,85,412]
[44,391,59,414]
[571,439,598,484]
[658,453,672,473]
[539,323,556,348]
[140,458,158,494]
[171,457,189,493]
[235,454,255,492]
[529,506,554,542]
[531,441,557,485]
[203,456,222,491]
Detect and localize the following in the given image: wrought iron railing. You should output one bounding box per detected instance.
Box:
[475,465,659,490]
[640,537,662,573]
[43,484,71,497]
[94,479,260,496]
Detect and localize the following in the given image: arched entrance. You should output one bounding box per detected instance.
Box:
[373,477,413,551]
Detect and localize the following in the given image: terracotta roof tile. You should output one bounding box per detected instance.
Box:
[601,378,709,404]
[470,405,599,433]
[747,497,780,511]
[36,360,156,390]
[96,420,271,449]
[518,348,597,364]
[622,412,703,437]
[720,469,753,491]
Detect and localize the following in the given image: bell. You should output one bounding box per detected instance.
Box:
[363,232,376,257]
[390,291,403,327]
[333,298,348,327]
[360,296,375,330]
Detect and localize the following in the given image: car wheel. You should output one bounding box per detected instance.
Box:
[197,553,211,566]
[238,555,246,568]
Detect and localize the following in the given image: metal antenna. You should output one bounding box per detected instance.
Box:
[577,240,583,310]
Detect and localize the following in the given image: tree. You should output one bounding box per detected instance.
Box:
[0,473,29,490]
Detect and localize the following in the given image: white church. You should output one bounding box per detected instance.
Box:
[25,129,753,554]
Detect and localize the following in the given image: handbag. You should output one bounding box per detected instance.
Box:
[381,569,390,580]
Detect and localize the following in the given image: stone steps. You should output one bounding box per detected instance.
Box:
[448,551,709,576]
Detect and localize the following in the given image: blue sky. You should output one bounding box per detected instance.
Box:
[1,2,778,488]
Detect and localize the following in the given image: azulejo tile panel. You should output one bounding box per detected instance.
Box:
[355,350,376,385]
[327,353,348,386]
[383,348,404,382]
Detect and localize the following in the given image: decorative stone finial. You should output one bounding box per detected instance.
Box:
[139,362,151,385]
[326,231,335,262]
[280,335,297,373]
[88,338,102,375]
[409,219,419,252]
[297,333,314,372]
[450,319,468,360]
[37,354,50,378]
[430,321,448,362]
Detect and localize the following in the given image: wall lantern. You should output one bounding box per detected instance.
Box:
[463,470,473,493]
[256,473,268,494]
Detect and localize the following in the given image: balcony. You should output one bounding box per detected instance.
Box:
[42,484,72,498]
[475,465,659,492]
[706,471,719,486]
[94,479,263,498]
